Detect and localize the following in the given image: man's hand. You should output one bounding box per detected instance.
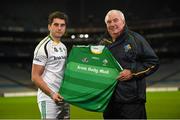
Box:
[50,92,63,103]
[117,69,133,81]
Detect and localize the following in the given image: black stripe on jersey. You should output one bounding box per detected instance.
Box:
[34,36,50,58]
[44,40,50,58]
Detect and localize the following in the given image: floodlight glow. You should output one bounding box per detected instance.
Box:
[71,35,76,39]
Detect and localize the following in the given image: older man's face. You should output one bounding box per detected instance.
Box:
[106,12,125,40]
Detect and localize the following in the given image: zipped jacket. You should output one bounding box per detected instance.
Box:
[100,26,159,103]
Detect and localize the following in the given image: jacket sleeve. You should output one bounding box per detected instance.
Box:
[131,34,159,79]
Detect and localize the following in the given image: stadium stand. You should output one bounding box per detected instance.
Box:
[147,59,180,88]
[0,63,36,96]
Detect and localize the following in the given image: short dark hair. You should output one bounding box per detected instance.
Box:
[48,11,68,25]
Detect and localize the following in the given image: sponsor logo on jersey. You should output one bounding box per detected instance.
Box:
[53,56,66,60]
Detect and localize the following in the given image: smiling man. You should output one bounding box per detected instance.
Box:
[100,10,159,119]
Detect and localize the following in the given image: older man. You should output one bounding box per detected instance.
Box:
[100,10,159,119]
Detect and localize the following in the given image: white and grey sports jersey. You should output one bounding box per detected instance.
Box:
[33,36,67,102]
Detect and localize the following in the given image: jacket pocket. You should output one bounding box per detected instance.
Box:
[116,79,138,101]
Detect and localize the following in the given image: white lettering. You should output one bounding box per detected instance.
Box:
[88,67,99,74]
[99,69,109,74]
[77,65,87,70]
[77,66,109,75]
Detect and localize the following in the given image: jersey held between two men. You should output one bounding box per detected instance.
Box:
[59,45,123,112]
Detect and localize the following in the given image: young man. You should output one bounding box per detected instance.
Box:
[100,10,159,119]
[31,11,69,119]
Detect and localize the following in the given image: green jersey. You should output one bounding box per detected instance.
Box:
[59,45,123,112]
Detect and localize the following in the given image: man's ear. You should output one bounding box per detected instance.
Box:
[48,24,51,31]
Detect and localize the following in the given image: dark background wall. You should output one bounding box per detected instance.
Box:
[0,0,180,63]
[0,0,179,28]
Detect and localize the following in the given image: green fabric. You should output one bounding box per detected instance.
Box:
[59,45,123,112]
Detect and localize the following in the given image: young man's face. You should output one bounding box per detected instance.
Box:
[48,18,66,39]
[105,12,125,40]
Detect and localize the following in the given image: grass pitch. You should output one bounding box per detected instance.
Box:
[0,91,180,119]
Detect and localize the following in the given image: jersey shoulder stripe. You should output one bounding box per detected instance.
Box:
[34,36,51,58]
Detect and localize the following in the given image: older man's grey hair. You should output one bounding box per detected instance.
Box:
[104,10,125,24]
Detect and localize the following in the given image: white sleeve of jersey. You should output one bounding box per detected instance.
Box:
[33,44,47,66]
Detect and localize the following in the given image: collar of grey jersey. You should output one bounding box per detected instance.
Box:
[48,35,54,41]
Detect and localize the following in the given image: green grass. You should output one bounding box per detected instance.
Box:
[146,91,180,119]
[0,96,40,119]
[0,91,180,119]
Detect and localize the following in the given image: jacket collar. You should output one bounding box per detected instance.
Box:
[115,25,128,42]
